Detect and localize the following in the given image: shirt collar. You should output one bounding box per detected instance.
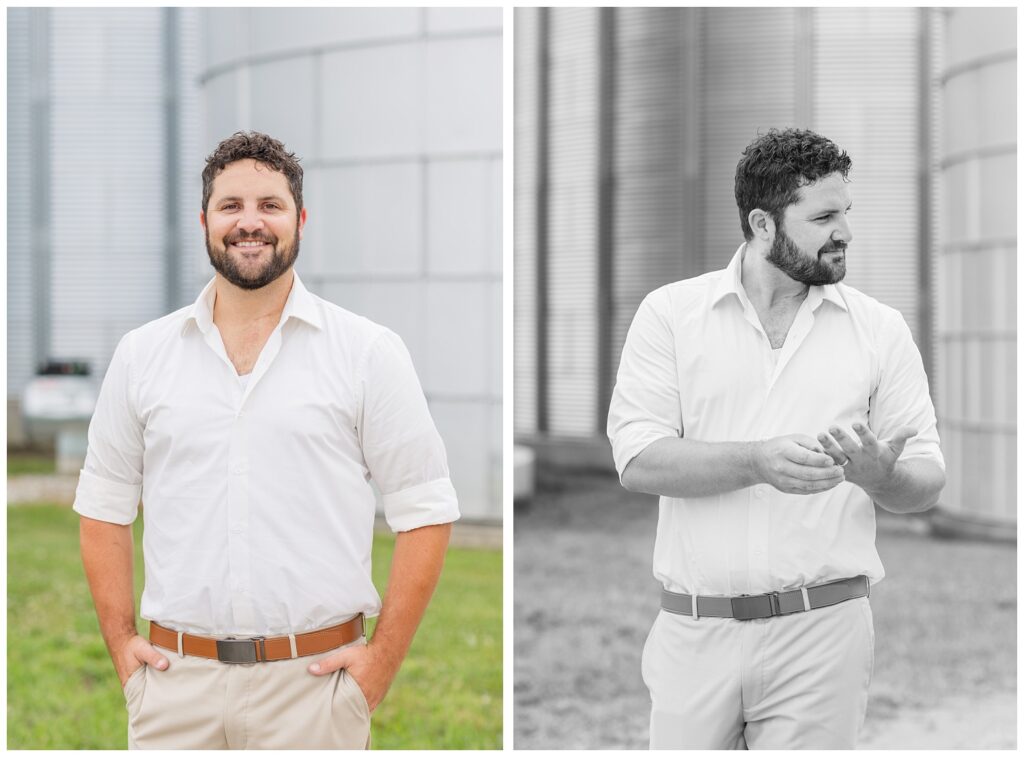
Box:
[182,270,324,336]
[711,243,848,313]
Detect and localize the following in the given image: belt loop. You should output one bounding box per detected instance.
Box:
[288,633,298,659]
[800,587,811,612]
[864,576,870,598]
[177,631,184,658]
[691,594,699,620]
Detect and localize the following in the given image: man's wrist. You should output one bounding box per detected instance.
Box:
[856,459,901,500]
[742,441,764,487]
[365,636,404,674]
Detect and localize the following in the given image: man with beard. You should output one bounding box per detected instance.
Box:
[75,132,459,749]
[608,128,944,749]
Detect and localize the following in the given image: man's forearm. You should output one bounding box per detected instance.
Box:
[369,522,452,671]
[862,458,945,514]
[621,437,759,498]
[80,516,138,680]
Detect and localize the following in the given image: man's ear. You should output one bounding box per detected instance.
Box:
[748,209,773,241]
[199,210,207,231]
[298,207,307,240]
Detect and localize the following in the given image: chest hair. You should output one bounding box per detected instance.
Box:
[759,306,801,349]
[219,325,274,376]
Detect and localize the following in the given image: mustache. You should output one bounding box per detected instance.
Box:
[818,241,847,256]
[226,232,276,244]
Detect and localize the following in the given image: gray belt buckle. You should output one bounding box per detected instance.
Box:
[216,636,265,663]
[730,593,778,620]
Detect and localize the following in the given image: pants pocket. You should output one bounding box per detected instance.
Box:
[123,663,148,738]
[343,670,371,720]
[640,611,662,691]
[856,598,875,687]
[123,665,146,710]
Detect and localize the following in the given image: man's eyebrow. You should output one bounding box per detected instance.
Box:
[214,195,288,204]
[807,202,853,215]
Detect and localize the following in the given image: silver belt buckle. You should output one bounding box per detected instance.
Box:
[216,636,266,663]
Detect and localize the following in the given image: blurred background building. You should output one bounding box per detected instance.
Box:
[514,6,1015,535]
[7,7,502,522]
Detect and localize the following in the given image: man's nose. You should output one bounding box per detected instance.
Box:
[236,208,264,232]
[833,215,853,245]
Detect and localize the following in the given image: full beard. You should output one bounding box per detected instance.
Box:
[767,227,847,286]
[206,228,299,291]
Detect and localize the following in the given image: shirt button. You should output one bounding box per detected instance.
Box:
[230,524,243,534]
[755,486,767,498]
[230,459,248,474]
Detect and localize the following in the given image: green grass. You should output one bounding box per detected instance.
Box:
[7,505,502,749]
[7,452,57,476]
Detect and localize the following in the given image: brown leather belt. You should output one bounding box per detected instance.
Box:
[661,575,869,621]
[149,615,365,663]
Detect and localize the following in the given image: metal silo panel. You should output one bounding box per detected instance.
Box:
[813,8,921,340]
[174,8,206,307]
[936,8,1016,526]
[700,8,800,273]
[547,8,600,437]
[514,7,539,435]
[926,8,946,410]
[48,8,167,373]
[7,9,36,401]
[609,8,698,417]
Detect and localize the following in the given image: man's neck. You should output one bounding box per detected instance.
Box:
[212,268,295,329]
[739,242,810,312]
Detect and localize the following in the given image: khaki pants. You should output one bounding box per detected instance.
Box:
[123,640,371,749]
[642,596,874,749]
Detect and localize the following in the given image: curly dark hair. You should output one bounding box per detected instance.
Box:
[734,128,851,241]
[202,131,303,214]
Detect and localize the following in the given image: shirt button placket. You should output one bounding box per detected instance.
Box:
[227,407,254,628]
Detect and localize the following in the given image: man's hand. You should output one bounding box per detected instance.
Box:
[308,642,397,714]
[753,434,846,494]
[817,423,917,491]
[115,634,169,687]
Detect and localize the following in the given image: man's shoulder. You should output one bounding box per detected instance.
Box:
[124,304,195,344]
[832,282,905,327]
[642,268,725,313]
[305,291,393,346]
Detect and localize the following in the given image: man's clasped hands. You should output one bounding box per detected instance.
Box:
[752,423,918,495]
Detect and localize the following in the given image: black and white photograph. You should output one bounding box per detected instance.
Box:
[513,6,1016,750]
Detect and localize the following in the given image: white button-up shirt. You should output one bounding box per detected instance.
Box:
[74,272,459,635]
[608,245,943,596]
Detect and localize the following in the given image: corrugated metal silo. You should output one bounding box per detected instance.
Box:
[934,8,1016,532]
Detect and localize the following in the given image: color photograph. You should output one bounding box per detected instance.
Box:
[8,7,501,749]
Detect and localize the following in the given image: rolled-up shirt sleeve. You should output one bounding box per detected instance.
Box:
[73,332,144,525]
[869,311,945,469]
[607,289,682,480]
[359,330,460,532]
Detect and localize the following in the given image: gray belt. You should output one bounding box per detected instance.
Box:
[661,575,870,621]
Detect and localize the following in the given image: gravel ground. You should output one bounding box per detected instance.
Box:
[514,470,1016,750]
[7,474,79,505]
